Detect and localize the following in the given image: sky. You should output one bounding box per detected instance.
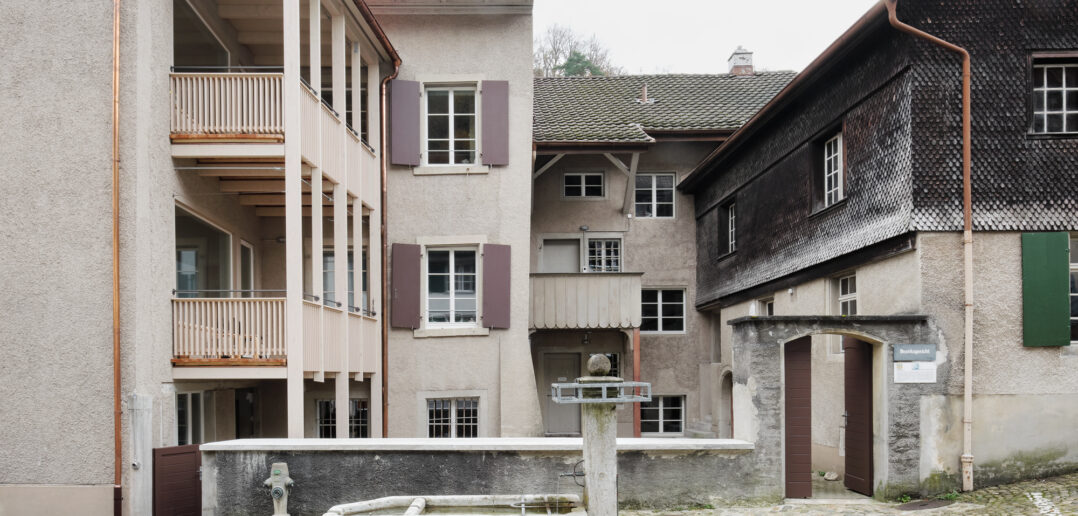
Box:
[532,0,880,74]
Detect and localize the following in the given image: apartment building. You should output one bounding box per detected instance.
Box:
[680,0,1078,498]
[2,0,393,513]
[530,66,793,438]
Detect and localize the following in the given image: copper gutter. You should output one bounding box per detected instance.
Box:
[350,0,400,439]
[112,0,122,513]
[885,0,975,491]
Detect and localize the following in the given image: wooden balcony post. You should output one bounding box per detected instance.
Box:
[332,15,346,117]
[283,0,305,439]
[333,182,349,438]
[308,0,321,94]
[351,44,362,134]
[312,166,324,382]
[366,60,379,151]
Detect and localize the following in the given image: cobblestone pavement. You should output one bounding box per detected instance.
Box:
[621,472,1078,515]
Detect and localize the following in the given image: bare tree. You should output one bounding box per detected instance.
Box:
[534,24,624,77]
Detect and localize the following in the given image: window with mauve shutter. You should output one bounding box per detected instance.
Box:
[480,80,509,166]
[390,243,421,329]
[389,80,421,166]
[482,244,511,329]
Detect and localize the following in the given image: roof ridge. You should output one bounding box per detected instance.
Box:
[534,71,797,81]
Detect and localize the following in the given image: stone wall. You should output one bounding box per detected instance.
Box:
[200,439,774,515]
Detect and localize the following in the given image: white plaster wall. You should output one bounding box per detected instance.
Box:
[380,12,540,437]
[531,143,716,434]
[0,0,115,490]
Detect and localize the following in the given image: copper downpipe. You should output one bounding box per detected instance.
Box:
[885,0,975,491]
[112,0,123,512]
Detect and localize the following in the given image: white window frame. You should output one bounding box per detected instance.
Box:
[824,133,844,207]
[640,395,685,436]
[422,85,479,166]
[838,273,858,317]
[315,398,370,438]
[1032,62,1078,134]
[759,297,775,316]
[634,173,676,218]
[176,392,205,446]
[424,246,479,329]
[323,248,354,309]
[586,238,621,272]
[426,397,480,438]
[563,172,605,199]
[727,203,737,252]
[641,288,686,334]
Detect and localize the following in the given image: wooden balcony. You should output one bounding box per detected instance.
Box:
[171,297,287,366]
[529,273,643,330]
[170,72,284,142]
[171,298,379,375]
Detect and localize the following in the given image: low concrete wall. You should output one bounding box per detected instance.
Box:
[201,438,772,515]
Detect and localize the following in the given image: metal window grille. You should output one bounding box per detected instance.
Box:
[824,133,844,206]
[426,86,477,164]
[634,174,675,218]
[316,399,369,438]
[1032,64,1078,134]
[427,398,479,438]
[604,353,620,378]
[587,239,621,272]
[640,395,684,434]
[642,288,685,333]
[564,173,604,197]
[427,248,478,326]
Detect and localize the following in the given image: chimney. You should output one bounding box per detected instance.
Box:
[728,46,754,76]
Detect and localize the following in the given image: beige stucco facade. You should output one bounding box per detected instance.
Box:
[718,231,1078,492]
[379,8,541,437]
[531,142,718,436]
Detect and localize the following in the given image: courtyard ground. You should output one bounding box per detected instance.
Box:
[622,471,1078,515]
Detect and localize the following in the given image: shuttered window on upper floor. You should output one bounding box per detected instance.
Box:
[389,80,509,167]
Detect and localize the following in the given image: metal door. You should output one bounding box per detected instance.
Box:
[153,444,201,516]
[543,353,581,435]
[784,336,812,498]
[843,337,874,496]
[541,239,580,273]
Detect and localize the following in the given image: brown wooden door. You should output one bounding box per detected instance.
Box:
[843,337,874,496]
[784,336,812,498]
[153,444,201,516]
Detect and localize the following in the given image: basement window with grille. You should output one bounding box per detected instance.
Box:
[427,398,479,438]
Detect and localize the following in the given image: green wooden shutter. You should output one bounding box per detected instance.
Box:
[1021,232,1071,347]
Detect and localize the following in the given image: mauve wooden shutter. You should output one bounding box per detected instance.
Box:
[1021,232,1070,346]
[391,243,421,329]
[481,80,509,166]
[389,79,420,166]
[482,244,511,329]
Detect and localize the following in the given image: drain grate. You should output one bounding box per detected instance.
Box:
[896,499,956,511]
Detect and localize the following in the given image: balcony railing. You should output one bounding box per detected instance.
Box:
[172,297,286,363]
[170,72,284,138]
[530,272,643,330]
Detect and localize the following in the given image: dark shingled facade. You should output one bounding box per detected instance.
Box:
[684,0,1078,307]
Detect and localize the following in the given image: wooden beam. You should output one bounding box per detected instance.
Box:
[622,152,640,214]
[532,153,564,180]
[195,169,285,178]
[239,193,336,206]
[255,206,337,217]
[604,153,630,175]
[219,180,331,193]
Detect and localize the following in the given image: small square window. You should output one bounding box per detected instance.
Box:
[1032,61,1078,135]
[640,395,684,435]
[634,174,676,218]
[564,173,604,198]
[427,398,479,438]
[586,239,621,272]
[642,288,686,333]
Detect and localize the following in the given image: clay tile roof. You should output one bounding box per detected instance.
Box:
[533,72,797,144]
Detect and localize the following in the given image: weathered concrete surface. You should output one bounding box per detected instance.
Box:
[201,439,770,515]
